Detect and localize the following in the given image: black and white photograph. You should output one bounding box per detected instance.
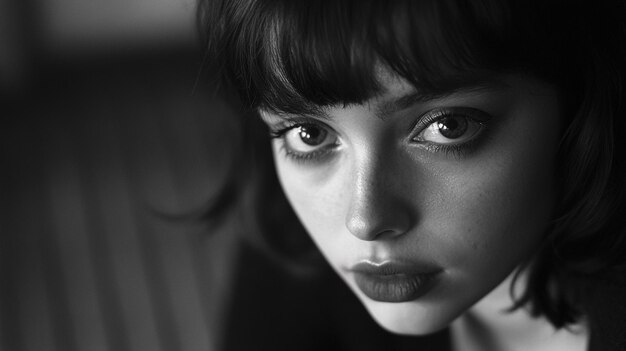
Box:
[2,1,626,350]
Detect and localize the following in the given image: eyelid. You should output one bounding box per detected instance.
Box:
[409,107,492,137]
[267,116,332,137]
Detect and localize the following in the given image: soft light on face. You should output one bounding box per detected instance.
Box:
[261,72,561,335]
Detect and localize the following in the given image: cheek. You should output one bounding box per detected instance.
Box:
[429,110,559,274]
[272,146,346,251]
[435,160,555,270]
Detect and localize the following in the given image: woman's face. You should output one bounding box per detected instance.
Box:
[260,72,561,335]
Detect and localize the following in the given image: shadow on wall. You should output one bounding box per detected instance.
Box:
[1,48,240,351]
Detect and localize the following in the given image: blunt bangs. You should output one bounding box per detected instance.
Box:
[208,0,580,115]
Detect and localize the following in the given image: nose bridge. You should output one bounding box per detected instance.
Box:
[345,147,415,241]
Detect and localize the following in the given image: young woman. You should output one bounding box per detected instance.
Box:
[199,0,626,350]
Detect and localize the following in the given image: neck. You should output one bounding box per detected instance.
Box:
[450,270,588,351]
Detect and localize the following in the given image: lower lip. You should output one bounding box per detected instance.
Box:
[353,272,439,303]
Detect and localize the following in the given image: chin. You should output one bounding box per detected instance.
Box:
[360,299,457,336]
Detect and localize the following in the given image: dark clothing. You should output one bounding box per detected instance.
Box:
[221,243,625,350]
[584,273,626,351]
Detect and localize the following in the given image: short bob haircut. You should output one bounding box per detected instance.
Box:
[199,0,626,329]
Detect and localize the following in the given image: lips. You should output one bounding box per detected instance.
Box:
[350,261,441,303]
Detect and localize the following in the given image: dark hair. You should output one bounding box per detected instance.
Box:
[199,0,626,328]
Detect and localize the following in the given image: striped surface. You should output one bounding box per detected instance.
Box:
[1,53,238,351]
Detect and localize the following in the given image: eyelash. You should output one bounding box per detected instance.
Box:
[420,139,481,159]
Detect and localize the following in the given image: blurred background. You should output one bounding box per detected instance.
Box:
[1,0,240,350]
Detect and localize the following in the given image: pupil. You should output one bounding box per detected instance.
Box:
[299,125,327,146]
[437,117,468,139]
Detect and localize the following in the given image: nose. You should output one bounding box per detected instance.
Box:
[344,153,416,241]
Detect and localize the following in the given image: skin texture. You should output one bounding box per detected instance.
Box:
[260,72,562,335]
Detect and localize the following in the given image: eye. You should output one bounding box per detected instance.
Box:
[412,108,490,146]
[283,124,336,153]
[417,115,481,144]
[269,121,340,162]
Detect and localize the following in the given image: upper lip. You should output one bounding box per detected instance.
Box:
[347,259,442,276]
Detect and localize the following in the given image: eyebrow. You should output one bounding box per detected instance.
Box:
[375,81,509,119]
